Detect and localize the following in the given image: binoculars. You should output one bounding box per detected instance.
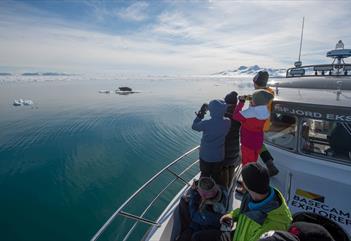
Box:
[239,95,252,101]
[245,95,252,101]
[200,103,209,113]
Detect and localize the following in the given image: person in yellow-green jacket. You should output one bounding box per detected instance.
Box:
[191,163,292,241]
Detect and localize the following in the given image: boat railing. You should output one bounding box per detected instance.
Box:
[286,63,351,78]
[91,146,201,241]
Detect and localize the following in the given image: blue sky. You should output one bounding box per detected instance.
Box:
[0,0,351,74]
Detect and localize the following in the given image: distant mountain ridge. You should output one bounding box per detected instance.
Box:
[22,72,70,76]
[213,65,286,77]
[0,72,71,76]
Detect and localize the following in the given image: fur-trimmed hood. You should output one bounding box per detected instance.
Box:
[240,105,269,120]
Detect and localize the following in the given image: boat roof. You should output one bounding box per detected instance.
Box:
[272,88,351,123]
[269,76,351,90]
[273,87,351,107]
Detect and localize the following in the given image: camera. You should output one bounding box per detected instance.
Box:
[220,220,233,232]
[239,95,252,102]
[200,103,208,113]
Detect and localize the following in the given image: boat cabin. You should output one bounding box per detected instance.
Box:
[267,86,351,163]
[264,85,351,240]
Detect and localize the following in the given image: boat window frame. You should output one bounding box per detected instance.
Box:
[264,112,299,152]
[297,118,351,166]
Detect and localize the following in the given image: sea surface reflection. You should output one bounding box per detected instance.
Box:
[0,75,251,240]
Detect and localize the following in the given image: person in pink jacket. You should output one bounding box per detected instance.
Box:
[232,90,274,166]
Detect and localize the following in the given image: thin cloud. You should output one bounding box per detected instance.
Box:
[117,2,149,22]
[0,1,351,74]
[84,0,110,22]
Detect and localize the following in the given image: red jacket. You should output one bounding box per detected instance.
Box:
[232,101,269,150]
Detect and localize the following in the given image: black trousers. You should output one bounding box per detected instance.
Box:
[199,160,224,186]
[221,165,236,188]
[200,160,236,188]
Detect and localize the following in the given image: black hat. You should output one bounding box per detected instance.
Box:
[253,71,269,87]
[241,163,269,194]
[224,91,238,105]
[289,222,335,241]
[258,231,299,241]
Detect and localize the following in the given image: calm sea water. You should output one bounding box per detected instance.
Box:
[0,75,251,240]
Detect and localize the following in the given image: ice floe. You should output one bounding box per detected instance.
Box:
[13,99,34,106]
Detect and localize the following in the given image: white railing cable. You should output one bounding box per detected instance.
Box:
[122,160,199,241]
[90,146,200,241]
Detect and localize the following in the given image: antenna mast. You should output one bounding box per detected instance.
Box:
[298,17,304,62]
[295,17,305,67]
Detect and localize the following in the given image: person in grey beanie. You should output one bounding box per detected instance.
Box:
[232,90,274,166]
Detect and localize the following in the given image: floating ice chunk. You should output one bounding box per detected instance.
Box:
[23,100,33,105]
[13,99,33,106]
[13,100,22,106]
[99,90,111,94]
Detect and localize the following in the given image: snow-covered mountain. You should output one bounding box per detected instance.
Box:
[213,65,286,77]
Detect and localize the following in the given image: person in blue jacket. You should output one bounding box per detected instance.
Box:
[192,99,231,185]
[176,177,228,241]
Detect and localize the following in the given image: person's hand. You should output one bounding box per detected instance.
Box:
[191,180,197,190]
[196,103,208,119]
[238,95,246,102]
[183,188,193,202]
[220,213,233,225]
[200,103,208,112]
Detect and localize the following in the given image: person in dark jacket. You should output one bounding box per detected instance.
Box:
[192,100,231,185]
[176,177,228,241]
[328,122,351,158]
[221,91,241,188]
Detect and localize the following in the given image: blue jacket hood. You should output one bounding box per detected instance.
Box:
[209,100,227,119]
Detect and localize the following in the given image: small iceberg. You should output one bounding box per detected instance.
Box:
[13,99,23,106]
[13,99,34,106]
[98,90,111,94]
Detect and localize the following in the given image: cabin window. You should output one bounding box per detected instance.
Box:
[300,118,351,163]
[265,113,297,150]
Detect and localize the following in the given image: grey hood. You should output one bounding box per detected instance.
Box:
[209,99,227,119]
